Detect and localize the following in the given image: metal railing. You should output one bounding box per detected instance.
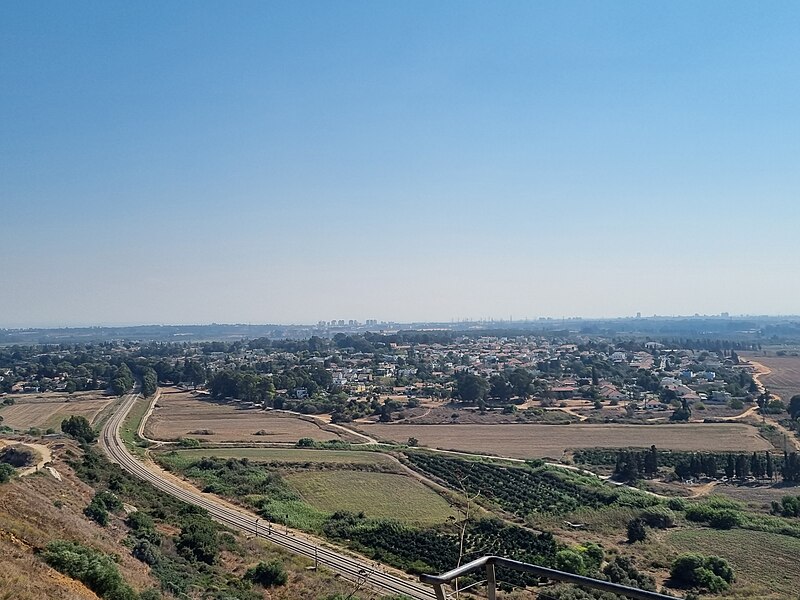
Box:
[420,556,681,600]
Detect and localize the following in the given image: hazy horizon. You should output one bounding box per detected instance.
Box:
[3,312,799,331]
[3,2,799,327]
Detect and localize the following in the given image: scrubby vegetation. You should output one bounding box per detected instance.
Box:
[0,462,15,483]
[68,446,262,599]
[41,540,140,600]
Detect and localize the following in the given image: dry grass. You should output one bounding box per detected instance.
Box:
[665,529,800,598]
[715,482,800,509]
[0,391,113,431]
[743,353,800,401]
[358,422,771,460]
[144,388,356,443]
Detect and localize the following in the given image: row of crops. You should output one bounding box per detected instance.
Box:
[405,452,626,517]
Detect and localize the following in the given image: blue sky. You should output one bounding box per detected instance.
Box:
[2,2,798,326]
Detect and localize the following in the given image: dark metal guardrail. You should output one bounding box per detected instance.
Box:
[420,556,681,600]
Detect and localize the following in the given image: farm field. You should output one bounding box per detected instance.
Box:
[144,388,356,443]
[715,483,800,508]
[0,391,114,431]
[665,529,800,598]
[742,353,800,401]
[166,447,397,466]
[284,470,457,526]
[357,422,771,460]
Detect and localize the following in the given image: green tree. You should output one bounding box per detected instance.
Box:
[789,395,800,420]
[509,368,534,399]
[455,373,488,404]
[488,374,511,402]
[141,367,158,397]
[61,415,97,443]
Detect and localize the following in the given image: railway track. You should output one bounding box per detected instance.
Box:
[100,390,435,600]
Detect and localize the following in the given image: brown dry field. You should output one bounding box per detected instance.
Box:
[358,422,771,460]
[742,352,800,401]
[0,391,114,431]
[145,388,355,443]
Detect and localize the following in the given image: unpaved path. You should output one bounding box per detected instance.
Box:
[0,439,55,477]
[745,359,800,451]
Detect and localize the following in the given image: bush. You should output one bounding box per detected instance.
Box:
[627,517,647,543]
[670,553,734,591]
[84,500,109,526]
[641,506,676,529]
[603,556,656,591]
[666,497,687,511]
[176,516,219,564]
[555,549,585,575]
[684,497,744,529]
[132,539,160,565]
[245,560,288,587]
[0,463,15,483]
[41,540,137,600]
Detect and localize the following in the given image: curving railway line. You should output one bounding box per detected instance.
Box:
[100,390,435,600]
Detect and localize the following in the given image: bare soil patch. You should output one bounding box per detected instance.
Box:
[357,422,770,460]
[0,391,113,431]
[144,388,357,443]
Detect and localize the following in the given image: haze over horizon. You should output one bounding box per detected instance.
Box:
[3,2,799,328]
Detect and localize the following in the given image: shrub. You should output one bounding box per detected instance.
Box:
[132,539,160,565]
[627,517,647,543]
[297,437,315,447]
[177,437,200,448]
[84,501,109,526]
[641,506,676,529]
[670,553,734,591]
[666,497,687,511]
[41,540,137,600]
[0,463,14,483]
[603,556,656,591]
[245,560,288,587]
[176,516,219,564]
[684,497,744,529]
[555,549,585,575]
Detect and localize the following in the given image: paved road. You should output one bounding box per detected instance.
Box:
[100,390,435,600]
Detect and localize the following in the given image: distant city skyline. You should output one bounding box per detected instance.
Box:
[2,2,799,327]
[4,312,799,330]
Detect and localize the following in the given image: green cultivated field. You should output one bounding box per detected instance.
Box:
[168,447,397,466]
[666,529,800,598]
[285,470,457,526]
